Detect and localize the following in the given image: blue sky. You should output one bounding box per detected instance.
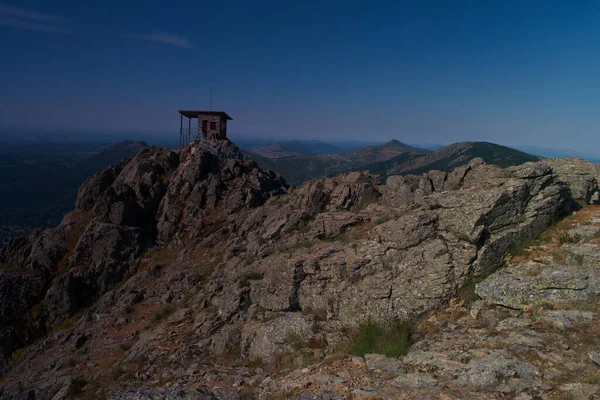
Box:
[1,1,600,152]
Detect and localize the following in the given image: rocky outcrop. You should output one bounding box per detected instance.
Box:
[0,224,68,277]
[156,145,287,245]
[43,222,151,326]
[546,158,600,203]
[1,141,596,399]
[476,260,600,309]
[109,388,223,399]
[0,141,288,365]
[171,158,572,365]
[259,208,600,399]
[0,214,76,360]
[75,164,122,212]
[243,313,318,364]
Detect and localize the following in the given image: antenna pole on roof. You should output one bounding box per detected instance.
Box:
[210,88,213,111]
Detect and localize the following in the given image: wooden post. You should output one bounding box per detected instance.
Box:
[179,113,183,148]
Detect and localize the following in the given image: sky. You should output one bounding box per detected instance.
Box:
[1,0,600,152]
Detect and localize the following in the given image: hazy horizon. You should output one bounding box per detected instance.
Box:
[2,127,600,162]
[1,1,600,153]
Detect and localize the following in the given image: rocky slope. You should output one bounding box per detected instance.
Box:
[545,158,600,204]
[258,204,600,399]
[0,139,598,399]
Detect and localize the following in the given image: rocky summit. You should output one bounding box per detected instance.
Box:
[1,140,600,399]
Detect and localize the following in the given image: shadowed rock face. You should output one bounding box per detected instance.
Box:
[0,139,597,398]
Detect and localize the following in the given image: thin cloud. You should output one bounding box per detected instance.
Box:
[0,2,70,33]
[126,31,196,50]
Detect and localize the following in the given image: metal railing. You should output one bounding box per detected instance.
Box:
[179,125,197,147]
[179,125,219,155]
[196,135,219,155]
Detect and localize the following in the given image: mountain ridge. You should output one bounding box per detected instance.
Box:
[249,140,540,185]
[340,139,428,163]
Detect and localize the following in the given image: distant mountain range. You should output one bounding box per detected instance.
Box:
[385,141,540,175]
[339,139,428,163]
[248,140,540,185]
[247,140,345,158]
[247,140,426,184]
[238,138,600,164]
[237,139,383,157]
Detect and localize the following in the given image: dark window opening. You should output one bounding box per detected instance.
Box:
[210,121,217,130]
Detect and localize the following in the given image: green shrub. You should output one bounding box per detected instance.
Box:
[586,376,600,385]
[349,318,411,358]
[558,232,581,244]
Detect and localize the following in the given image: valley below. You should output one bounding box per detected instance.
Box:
[0,140,149,244]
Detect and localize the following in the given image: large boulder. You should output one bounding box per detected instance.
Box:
[546,158,600,203]
[0,226,67,276]
[75,164,123,212]
[564,243,600,266]
[243,313,318,363]
[476,261,600,309]
[43,223,150,326]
